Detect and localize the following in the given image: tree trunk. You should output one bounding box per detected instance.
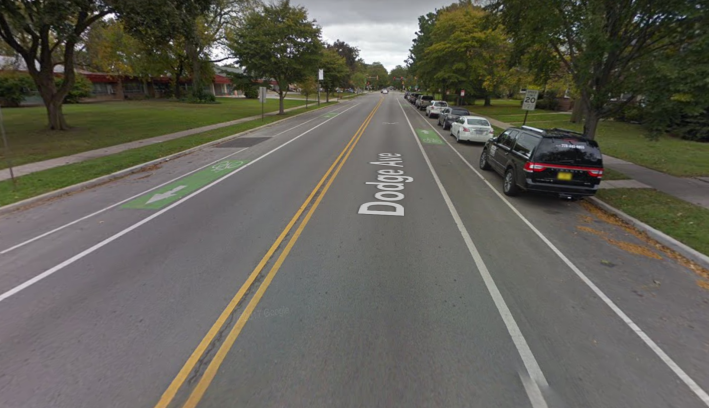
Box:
[46,98,68,130]
[326,90,330,103]
[186,41,201,98]
[279,91,285,114]
[571,97,585,123]
[115,77,125,100]
[484,94,492,106]
[583,108,600,140]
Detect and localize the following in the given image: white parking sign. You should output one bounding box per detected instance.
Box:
[522,90,539,111]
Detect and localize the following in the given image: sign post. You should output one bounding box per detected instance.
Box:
[258,86,267,121]
[460,89,465,106]
[318,69,324,106]
[521,89,539,125]
[0,106,15,189]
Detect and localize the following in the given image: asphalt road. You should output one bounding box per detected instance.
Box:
[1,93,709,408]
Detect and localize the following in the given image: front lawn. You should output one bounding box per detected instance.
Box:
[0,98,306,169]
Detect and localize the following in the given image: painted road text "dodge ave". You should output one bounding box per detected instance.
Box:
[358,153,412,217]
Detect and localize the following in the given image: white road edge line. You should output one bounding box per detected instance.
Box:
[407,101,709,406]
[0,104,347,255]
[0,102,361,303]
[396,98,549,408]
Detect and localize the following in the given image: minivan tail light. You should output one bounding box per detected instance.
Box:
[463,127,470,132]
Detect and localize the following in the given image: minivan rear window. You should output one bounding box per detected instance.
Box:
[534,138,602,166]
[422,96,434,101]
[450,109,469,116]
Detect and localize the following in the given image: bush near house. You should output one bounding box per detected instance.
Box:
[0,72,34,107]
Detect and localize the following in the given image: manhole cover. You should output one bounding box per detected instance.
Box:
[217,137,270,148]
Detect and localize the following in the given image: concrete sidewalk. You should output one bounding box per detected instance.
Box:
[476,113,709,209]
[0,104,309,182]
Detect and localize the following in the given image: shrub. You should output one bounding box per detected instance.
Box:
[243,86,258,99]
[612,104,646,124]
[670,112,709,142]
[535,90,560,111]
[0,72,35,107]
[58,74,93,104]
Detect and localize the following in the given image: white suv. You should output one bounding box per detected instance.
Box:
[426,101,449,118]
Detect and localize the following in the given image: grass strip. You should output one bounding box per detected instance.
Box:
[596,189,709,256]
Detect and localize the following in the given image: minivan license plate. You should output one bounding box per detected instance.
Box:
[557,172,573,181]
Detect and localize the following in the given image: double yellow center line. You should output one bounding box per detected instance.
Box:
[154,97,384,408]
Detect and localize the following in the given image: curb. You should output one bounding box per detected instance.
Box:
[0,103,339,217]
[588,197,709,271]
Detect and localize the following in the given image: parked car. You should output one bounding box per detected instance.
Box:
[479,126,604,199]
[416,95,434,110]
[450,116,494,143]
[408,93,421,104]
[426,101,449,118]
[437,107,452,125]
[440,108,471,130]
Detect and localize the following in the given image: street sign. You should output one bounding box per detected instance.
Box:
[258,86,267,103]
[461,89,465,97]
[522,90,539,111]
[318,69,324,81]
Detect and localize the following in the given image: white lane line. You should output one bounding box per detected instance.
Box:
[0,102,362,303]
[0,150,245,254]
[0,104,348,255]
[407,102,709,406]
[396,98,549,408]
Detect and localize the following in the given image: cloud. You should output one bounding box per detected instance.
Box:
[292,0,452,71]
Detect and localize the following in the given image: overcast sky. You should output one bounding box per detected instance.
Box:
[292,0,451,72]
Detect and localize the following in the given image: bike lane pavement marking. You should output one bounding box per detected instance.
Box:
[415,128,444,145]
[122,160,249,210]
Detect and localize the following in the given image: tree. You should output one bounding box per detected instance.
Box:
[116,0,218,101]
[366,62,389,89]
[296,76,317,107]
[228,0,322,114]
[0,0,111,129]
[319,48,349,102]
[327,39,360,73]
[640,25,709,142]
[390,65,408,89]
[85,19,141,99]
[490,0,704,139]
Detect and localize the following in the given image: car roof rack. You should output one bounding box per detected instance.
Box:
[547,127,587,138]
[521,125,544,134]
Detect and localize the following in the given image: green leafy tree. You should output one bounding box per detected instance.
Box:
[227,0,322,114]
[296,76,317,106]
[641,28,709,142]
[366,62,389,89]
[85,19,142,99]
[327,39,360,73]
[390,65,408,89]
[0,0,111,129]
[490,0,704,139]
[226,71,258,98]
[320,48,349,102]
[116,0,228,101]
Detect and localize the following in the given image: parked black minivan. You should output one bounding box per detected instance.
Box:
[479,126,604,199]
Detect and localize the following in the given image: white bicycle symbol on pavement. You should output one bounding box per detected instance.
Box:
[211,161,243,172]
